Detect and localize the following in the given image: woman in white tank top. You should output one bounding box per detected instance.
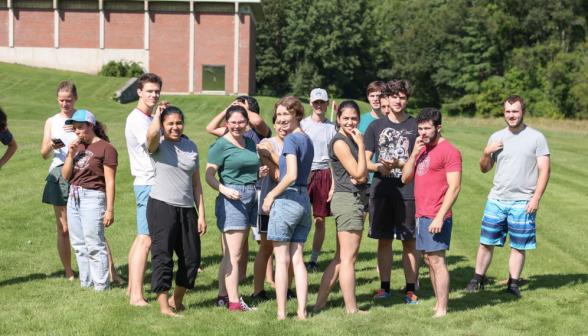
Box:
[40,81,126,284]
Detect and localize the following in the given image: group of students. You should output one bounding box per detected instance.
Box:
[33,73,550,320]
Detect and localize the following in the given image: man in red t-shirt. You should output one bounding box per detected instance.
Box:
[402,108,462,318]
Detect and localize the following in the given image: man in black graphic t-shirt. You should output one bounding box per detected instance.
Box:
[364,80,420,305]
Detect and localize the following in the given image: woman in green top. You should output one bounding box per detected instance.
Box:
[206,105,268,312]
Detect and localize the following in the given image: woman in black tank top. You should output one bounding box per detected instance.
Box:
[313,101,369,314]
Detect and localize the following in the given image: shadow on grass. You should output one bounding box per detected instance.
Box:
[0,270,71,287]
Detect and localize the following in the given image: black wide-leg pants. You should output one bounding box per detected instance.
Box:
[147,197,201,293]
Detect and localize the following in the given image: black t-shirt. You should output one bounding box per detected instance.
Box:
[364,115,418,199]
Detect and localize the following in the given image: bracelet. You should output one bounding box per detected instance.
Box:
[105,210,113,213]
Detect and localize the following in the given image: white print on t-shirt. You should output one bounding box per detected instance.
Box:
[74,150,94,170]
[416,153,430,176]
[378,128,414,178]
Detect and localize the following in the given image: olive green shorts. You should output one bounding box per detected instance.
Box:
[331,190,366,232]
[42,165,70,206]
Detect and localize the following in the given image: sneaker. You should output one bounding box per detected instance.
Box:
[229,297,258,311]
[287,288,297,300]
[216,295,229,307]
[506,285,522,298]
[405,291,419,305]
[307,261,318,272]
[373,289,391,299]
[465,279,485,292]
[251,290,269,302]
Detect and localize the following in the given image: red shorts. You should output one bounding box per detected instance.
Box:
[308,169,333,217]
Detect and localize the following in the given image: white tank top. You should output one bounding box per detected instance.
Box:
[49,113,79,171]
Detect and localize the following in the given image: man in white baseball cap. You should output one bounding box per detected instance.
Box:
[301,88,337,271]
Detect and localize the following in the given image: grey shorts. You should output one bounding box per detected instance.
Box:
[42,165,69,206]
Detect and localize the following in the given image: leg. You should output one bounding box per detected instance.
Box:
[169,286,188,311]
[273,241,291,320]
[126,238,137,295]
[171,207,201,311]
[253,234,274,295]
[80,191,110,291]
[423,253,438,310]
[311,216,326,259]
[239,227,250,282]
[156,291,183,317]
[426,251,449,317]
[338,231,365,313]
[475,244,495,275]
[129,235,152,306]
[377,238,393,286]
[401,238,418,286]
[290,242,308,319]
[222,230,247,303]
[54,205,74,280]
[314,236,341,311]
[105,238,126,283]
[67,202,91,287]
[509,248,526,280]
[266,252,275,286]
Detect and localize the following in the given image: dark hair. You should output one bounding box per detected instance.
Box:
[386,80,412,99]
[366,81,385,96]
[225,105,249,122]
[138,73,163,90]
[236,95,260,114]
[91,121,110,143]
[272,113,277,124]
[504,95,526,111]
[335,100,361,131]
[274,96,305,121]
[416,108,442,127]
[0,106,7,134]
[160,106,189,139]
[57,81,77,97]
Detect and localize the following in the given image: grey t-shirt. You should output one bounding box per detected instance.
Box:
[328,133,368,193]
[258,137,283,215]
[300,116,337,170]
[487,126,550,201]
[149,138,200,208]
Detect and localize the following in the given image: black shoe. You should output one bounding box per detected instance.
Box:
[307,261,318,272]
[287,288,297,300]
[506,285,522,298]
[251,290,269,302]
[465,279,485,292]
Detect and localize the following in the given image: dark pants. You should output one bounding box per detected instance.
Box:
[147,197,201,293]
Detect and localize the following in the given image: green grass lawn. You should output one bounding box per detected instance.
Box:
[1,62,588,335]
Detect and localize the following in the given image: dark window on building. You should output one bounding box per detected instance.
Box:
[0,0,8,9]
[13,0,53,9]
[203,66,225,92]
[193,3,233,13]
[104,1,143,11]
[59,0,99,10]
[149,2,189,12]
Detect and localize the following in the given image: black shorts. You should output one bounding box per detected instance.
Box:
[368,197,416,240]
[258,215,269,234]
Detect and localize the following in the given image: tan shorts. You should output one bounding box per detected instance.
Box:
[331,191,366,232]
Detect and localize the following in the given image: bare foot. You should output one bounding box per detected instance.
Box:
[433,310,447,318]
[267,279,276,288]
[130,299,150,307]
[277,314,287,320]
[169,299,186,311]
[161,310,184,318]
[66,275,75,281]
[197,268,202,273]
[349,310,369,314]
[431,306,438,311]
[297,310,307,320]
[312,305,324,312]
[112,275,127,284]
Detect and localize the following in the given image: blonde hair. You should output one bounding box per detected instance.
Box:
[57,81,77,96]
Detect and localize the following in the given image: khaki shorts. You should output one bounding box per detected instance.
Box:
[331,191,366,232]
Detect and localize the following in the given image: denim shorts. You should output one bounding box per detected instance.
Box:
[134,185,152,235]
[480,199,536,250]
[416,217,453,253]
[215,185,258,233]
[268,186,312,243]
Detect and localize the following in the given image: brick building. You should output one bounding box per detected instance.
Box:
[0,0,263,94]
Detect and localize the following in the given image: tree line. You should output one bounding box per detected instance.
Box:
[255,0,588,119]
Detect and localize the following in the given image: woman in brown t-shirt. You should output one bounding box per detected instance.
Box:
[62,110,117,291]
